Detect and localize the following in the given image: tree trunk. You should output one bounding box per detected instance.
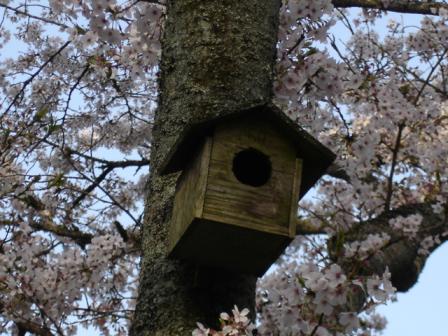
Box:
[130,1,281,335]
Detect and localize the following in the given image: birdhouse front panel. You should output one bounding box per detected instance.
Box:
[202,117,301,237]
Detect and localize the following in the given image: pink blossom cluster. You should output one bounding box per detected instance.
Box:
[255,258,395,336]
[343,233,391,259]
[195,236,396,335]
[388,214,423,238]
[1,0,448,334]
[0,0,158,332]
[192,306,255,336]
[192,258,393,335]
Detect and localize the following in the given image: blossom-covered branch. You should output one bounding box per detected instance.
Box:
[2,0,448,334]
[333,0,448,15]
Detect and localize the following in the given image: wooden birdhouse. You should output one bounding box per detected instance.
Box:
[160,104,335,275]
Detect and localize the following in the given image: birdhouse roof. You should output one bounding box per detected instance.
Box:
[159,104,335,198]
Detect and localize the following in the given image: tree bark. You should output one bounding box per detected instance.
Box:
[130,1,281,335]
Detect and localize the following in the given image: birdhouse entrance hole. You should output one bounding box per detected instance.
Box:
[232,148,272,187]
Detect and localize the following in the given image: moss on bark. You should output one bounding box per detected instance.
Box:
[131,1,281,335]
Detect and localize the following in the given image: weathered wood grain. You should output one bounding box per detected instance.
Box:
[289,159,303,237]
[202,118,297,235]
[168,118,301,274]
[168,138,212,253]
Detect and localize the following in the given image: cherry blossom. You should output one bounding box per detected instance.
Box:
[1,0,448,334]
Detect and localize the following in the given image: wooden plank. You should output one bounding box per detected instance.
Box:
[202,212,290,236]
[203,155,295,235]
[168,138,212,253]
[288,158,303,238]
[212,118,297,173]
[169,218,292,275]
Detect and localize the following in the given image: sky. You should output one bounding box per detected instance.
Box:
[377,243,448,336]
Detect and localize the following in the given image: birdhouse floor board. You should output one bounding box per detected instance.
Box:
[168,218,292,276]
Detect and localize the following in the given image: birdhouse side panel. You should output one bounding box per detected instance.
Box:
[289,158,303,237]
[202,119,298,236]
[168,138,212,253]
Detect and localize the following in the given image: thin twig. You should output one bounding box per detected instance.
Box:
[413,48,448,105]
[2,41,71,116]
[0,3,68,28]
[385,123,404,211]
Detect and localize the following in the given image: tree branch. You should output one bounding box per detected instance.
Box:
[325,162,352,183]
[385,123,404,211]
[71,166,114,209]
[295,217,327,235]
[0,3,69,28]
[18,193,142,248]
[15,321,53,336]
[30,220,93,248]
[333,0,448,15]
[329,202,448,292]
[2,40,71,116]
